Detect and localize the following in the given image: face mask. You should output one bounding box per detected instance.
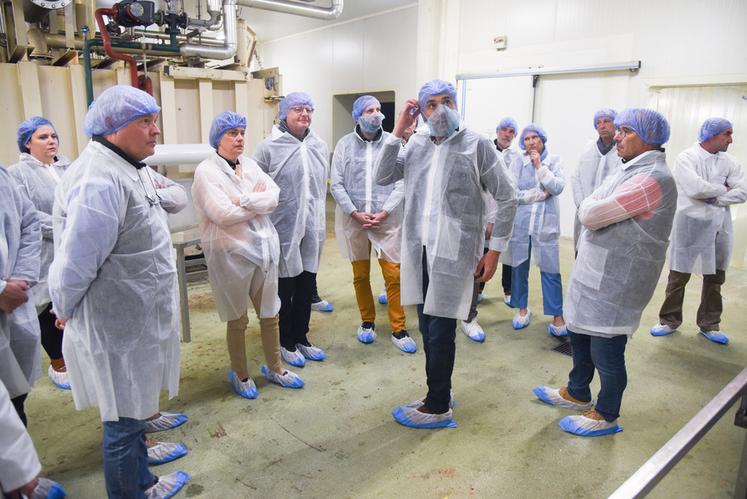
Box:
[358,113,384,134]
[427,104,460,138]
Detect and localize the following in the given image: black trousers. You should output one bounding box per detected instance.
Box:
[278,271,315,349]
[39,303,63,360]
[11,393,28,427]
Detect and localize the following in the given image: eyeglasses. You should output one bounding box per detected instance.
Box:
[616,126,636,138]
[290,106,314,115]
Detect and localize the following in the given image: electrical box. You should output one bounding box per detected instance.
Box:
[493,35,507,51]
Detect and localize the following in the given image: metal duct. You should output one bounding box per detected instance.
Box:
[180,0,237,59]
[236,0,343,20]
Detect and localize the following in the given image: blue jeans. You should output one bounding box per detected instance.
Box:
[567,331,628,422]
[509,239,563,316]
[417,249,456,414]
[103,417,156,499]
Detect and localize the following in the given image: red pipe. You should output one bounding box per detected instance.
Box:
[95,7,141,90]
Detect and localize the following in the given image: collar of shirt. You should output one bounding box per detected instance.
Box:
[92,136,147,170]
[620,149,662,170]
[278,120,309,141]
[696,142,720,160]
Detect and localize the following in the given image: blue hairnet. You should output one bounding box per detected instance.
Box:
[417,80,457,112]
[614,108,670,146]
[279,92,314,121]
[518,124,548,150]
[593,108,616,128]
[496,117,518,133]
[209,111,247,149]
[17,116,54,153]
[84,85,161,137]
[699,117,733,143]
[352,95,380,122]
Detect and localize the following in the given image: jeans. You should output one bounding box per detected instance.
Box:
[567,330,628,422]
[103,417,156,499]
[417,249,456,414]
[277,271,315,349]
[509,239,563,316]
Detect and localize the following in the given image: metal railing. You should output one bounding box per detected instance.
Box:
[610,366,747,498]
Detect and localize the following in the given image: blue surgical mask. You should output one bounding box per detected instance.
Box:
[427,104,460,138]
[358,113,384,134]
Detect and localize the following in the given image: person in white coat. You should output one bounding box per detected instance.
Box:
[493,117,519,306]
[0,165,40,429]
[376,80,517,429]
[650,118,746,345]
[571,108,620,252]
[48,85,189,499]
[330,95,416,352]
[534,108,677,437]
[505,124,567,337]
[10,116,71,391]
[192,111,304,398]
[253,92,329,368]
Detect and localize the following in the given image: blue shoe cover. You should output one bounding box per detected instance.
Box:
[296,343,326,361]
[148,442,189,466]
[229,371,258,399]
[547,323,568,338]
[148,471,189,499]
[312,300,334,312]
[261,365,304,389]
[391,333,417,353]
[356,324,376,344]
[650,323,675,337]
[144,412,189,433]
[391,405,457,429]
[378,292,388,305]
[558,415,622,437]
[32,478,67,499]
[699,329,729,345]
[281,347,306,367]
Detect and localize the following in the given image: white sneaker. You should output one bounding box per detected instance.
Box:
[460,318,485,342]
[512,309,532,329]
[650,323,675,337]
[281,346,306,367]
[48,365,71,390]
[145,470,190,499]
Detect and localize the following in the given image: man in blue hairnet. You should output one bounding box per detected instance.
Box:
[49,85,189,498]
[493,117,519,306]
[650,118,746,345]
[534,108,677,437]
[571,109,620,252]
[375,80,517,429]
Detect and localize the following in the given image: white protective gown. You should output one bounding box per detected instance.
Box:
[375,127,517,320]
[0,167,41,399]
[565,150,677,337]
[48,141,182,422]
[0,379,41,493]
[668,143,747,275]
[253,126,329,278]
[330,129,404,263]
[9,153,69,309]
[192,152,282,321]
[504,152,565,273]
[571,139,620,249]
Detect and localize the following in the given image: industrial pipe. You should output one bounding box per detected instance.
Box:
[180,0,237,60]
[236,0,343,20]
[95,7,140,88]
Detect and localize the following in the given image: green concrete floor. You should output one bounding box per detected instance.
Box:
[26,205,747,498]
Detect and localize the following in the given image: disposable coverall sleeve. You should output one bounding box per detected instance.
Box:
[252,142,271,175]
[238,167,280,215]
[479,141,517,252]
[8,170,54,240]
[11,184,41,284]
[329,142,357,215]
[152,171,187,214]
[716,160,747,207]
[48,179,119,319]
[381,179,405,213]
[0,380,41,493]
[192,167,260,227]
[674,152,728,199]
[571,159,594,207]
[374,134,405,186]
[536,161,565,196]
[578,173,663,231]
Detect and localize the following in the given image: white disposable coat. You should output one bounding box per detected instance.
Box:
[330,129,404,262]
[565,150,677,337]
[192,152,282,321]
[0,167,41,399]
[253,126,329,278]
[504,152,565,273]
[0,379,41,493]
[669,143,747,274]
[375,128,517,320]
[571,140,619,249]
[48,141,181,422]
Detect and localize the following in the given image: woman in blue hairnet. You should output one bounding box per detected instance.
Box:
[504,124,567,337]
[9,117,71,391]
